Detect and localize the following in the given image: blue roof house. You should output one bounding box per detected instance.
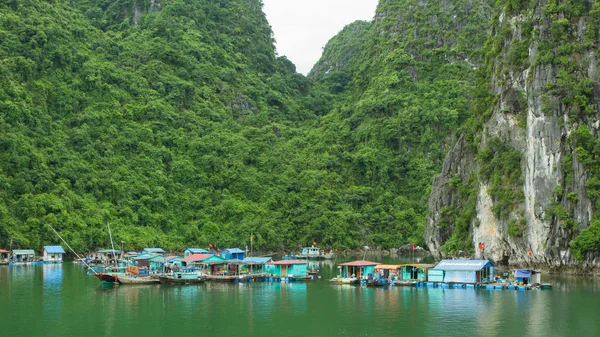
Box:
[184,248,214,257]
[42,246,66,263]
[220,248,245,260]
[433,260,494,283]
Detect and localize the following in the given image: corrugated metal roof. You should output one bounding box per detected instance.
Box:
[398,264,436,268]
[133,253,155,260]
[243,257,272,264]
[0,249,10,253]
[268,260,307,265]
[225,259,246,264]
[43,246,65,254]
[142,248,164,253]
[433,260,494,271]
[223,248,245,253]
[97,249,121,253]
[183,254,214,262]
[338,260,380,267]
[153,256,179,263]
[186,248,210,253]
[375,264,400,270]
[13,249,35,255]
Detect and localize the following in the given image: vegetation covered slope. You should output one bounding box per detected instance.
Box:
[307,0,493,248]
[0,0,324,251]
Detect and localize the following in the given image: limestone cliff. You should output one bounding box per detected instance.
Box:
[426,0,600,273]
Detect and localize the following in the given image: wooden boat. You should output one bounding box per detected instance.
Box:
[366,278,388,286]
[158,273,207,285]
[329,277,360,285]
[118,275,160,285]
[293,275,316,281]
[205,275,238,282]
[92,266,127,284]
[393,280,418,287]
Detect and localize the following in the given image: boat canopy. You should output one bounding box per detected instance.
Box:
[433,260,494,271]
[515,269,539,278]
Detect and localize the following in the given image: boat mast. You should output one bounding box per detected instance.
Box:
[45,223,98,275]
[107,222,117,266]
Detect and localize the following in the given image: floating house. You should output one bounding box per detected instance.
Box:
[267,260,308,280]
[92,249,122,263]
[432,260,494,283]
[141,248,165,254]
[337,260,380,280]
[0,249,10,264]
[42,246,66,263]
[132,253,157,269]
[149,255,179,271]
[12,249,35,263]
[514,269,541,285]
[182,254,226,274]
[219,248,245,260]
[374,264,400,279]
[184,248,213,257]
[397,264,435,281]
[242,257,273,274]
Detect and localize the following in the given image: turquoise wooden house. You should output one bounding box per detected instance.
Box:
[267,260,308,278]
[433,260,495,283]
[398,264,435,281]
[184,248,213,257]
[12,249,35,263]
[242,257,273,274]
[219,248,245,260]
[337,260,379,280]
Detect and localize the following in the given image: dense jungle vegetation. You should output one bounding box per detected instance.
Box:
[0,0,488,253]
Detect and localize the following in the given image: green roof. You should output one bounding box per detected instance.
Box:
[13,249,35,255]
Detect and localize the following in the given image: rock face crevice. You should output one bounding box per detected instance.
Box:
[426,1,600,273]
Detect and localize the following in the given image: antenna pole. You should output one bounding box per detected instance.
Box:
[107,222,117,266]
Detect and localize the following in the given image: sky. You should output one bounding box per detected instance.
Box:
[262,0,379,75]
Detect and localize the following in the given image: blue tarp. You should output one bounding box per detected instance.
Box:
[433,260,494,271]
[515,270,532,278]
[44,246,65,254]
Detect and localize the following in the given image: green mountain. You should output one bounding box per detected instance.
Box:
[0,0,319,251]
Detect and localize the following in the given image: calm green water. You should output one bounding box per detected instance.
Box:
[1,258,599,337]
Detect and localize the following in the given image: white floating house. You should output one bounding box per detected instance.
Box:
[42,246,66,263]
[432,259,494,283]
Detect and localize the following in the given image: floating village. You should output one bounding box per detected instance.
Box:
[1,244,552,291]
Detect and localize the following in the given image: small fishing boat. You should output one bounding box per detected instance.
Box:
[393,280,418,287]
[158,272,207,285]
[205,275,238,282]
[330,277,360,285]
[118,275,160,285]
[93,266,127,284]
[365,277,388,286]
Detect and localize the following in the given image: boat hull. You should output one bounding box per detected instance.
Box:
[330,277,360,285]
[93,273,118,284]
[118,275,160,285]
[158,276,206,285]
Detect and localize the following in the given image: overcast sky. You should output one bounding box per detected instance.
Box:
[262,0,379,75]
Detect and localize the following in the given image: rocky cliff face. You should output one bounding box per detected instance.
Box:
[427,0,600,273]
